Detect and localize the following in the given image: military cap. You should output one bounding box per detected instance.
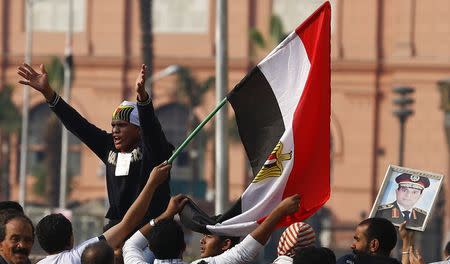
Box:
[395,173,430,190]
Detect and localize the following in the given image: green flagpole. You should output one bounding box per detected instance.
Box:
[168,97,228,164]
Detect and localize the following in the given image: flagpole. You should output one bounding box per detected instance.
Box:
[215,0,229,215]
[167,98,228,164]
[59,0,73,209]
[19,0,34,207]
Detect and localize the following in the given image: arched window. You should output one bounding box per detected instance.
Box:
[155,103,206,198]
[28,103,81,199]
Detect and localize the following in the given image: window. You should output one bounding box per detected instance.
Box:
[28,0,85,32]
[28,103,81,191]
[153,0,209,33]
[155,103,206,198]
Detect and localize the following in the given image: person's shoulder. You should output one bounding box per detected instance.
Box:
[377,202,395,210]
[272,255,294,264]
[337,253,355,264]
[190,259,209,264]
[413,207,427,215]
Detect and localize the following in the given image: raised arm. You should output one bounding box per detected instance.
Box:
[250,194,300,245]
[134,65,173,162]
[399,221,415,264]
[17,63,110,160]
[122,194,188,264]
[18,63,55,101]
[196,195,301,264]
[103,162,171,249]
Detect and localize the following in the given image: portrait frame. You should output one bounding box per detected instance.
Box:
[369,165,444,231]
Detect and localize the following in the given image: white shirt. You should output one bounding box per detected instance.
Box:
[272,255,293,264]
[36,237,100,264]
[190,235,263,264]
[123,231,263,264]
[123,231,157,264]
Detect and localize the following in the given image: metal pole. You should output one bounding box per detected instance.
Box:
[19,0,34,207]
[60,0,73,208]
[215,0,228,214]
[399,119,405,166]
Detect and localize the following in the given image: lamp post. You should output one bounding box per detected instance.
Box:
[438,79,450,146]
[392,86,415,166]
[437,79,450,259]
[147,65,181,84]
[19,0,36,207]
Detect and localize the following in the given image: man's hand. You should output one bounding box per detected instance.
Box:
[408,246,425,264]
[17,63,55,101]
[135,64,148,102]
[275,194,301,216]
[158,194,189,220]
[399,221,414,243]
[148,162,171,187]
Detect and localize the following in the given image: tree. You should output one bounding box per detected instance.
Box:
[175,67,214,197]
[0,85,21,199]
[249,15,287,60]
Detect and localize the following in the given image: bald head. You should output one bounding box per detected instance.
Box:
[81,241,113,264]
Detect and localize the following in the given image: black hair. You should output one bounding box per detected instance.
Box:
[81,241,114,264]
[0,211,34,242]
[293,246,336,264]
[358,218,397,256]
[0,201,24,214]
[218,235,240,248]
[36,213,73,254]
[147,219,185,259]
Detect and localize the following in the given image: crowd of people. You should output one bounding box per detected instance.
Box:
[0,63,447,264]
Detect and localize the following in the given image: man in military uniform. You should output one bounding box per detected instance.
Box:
[375,173,430,228]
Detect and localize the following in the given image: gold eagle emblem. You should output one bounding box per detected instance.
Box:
[252,142,292,183]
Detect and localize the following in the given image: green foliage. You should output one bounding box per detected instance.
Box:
[31,163,46,196]
[249,28,266,49]
[249,14,288,57]
[176,66,215,108]
[0,85,21,134]
[46,56,65,93]
[269,15,287,44]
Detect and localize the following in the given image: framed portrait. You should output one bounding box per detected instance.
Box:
[369,165,444,231]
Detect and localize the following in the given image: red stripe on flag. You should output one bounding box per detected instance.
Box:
[281,1,331,226]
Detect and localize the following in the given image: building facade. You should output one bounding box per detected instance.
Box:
[0,0,449,260]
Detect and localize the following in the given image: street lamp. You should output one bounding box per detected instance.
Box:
[392,86,415,166]
[145,65,181,97]
[438,79,450,147]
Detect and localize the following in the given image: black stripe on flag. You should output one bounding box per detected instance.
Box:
[227,67,285,177]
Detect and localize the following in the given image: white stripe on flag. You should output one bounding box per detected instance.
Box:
[258,31,311,127]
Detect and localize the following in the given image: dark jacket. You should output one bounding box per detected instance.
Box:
[337,254,401,264]
[50,95,173,221]
[375,201,426,228]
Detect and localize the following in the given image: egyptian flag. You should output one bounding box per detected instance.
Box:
[181,2,331,236]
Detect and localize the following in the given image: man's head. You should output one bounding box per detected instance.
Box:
[81,241,114,264]
[199,233,240,258]
[146,219,185,260]
[293,246,336,264]
[36,213,73,254]
[351,218,397,257]
[0,212,34,264]
[111,101,141,152]
[278,222,316,257]
[0,201,24,215]
[395,173,430,210]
